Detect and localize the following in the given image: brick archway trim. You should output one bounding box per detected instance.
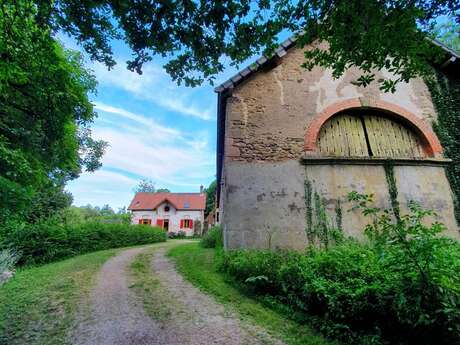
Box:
[304,98,443,157]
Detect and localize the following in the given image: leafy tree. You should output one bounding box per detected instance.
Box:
[133,178,156,193]
[60,204,131,224]
[27,184,73,222]
[431,15,460,52]
[156,188,171,193]
[0,1,106,222]
[99,204,115,216]
[28,0,458,90]
[204,180,217,216]
[117,206,128,214]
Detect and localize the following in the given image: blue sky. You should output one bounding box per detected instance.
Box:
[62,36,242,210]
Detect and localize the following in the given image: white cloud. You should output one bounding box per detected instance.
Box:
[91,61,214,120]
[91,127,214,184]
[76,170,138,186]
[66,170,138,209]
[68,103,215,207]
[93,102,181,139]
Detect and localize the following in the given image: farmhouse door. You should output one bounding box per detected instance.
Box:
[317,114,368,156]
[317,113,425,158]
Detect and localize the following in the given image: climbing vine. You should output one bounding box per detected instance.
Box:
[384,162,401,221]
[335,199,343,232]
[314,191,329,249]
[304,176,343,249]
[304,179,314,244]
[426,72,460,225]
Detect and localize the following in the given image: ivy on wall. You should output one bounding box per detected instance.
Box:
[335,199,343,232]
[304,175,343,248]
[427,72,460,225]
[304,179,314,244]
[384,163,401,221]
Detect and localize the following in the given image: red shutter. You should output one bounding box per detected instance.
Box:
[189,220,193,229]
[180,220,184,229]
[156,219,163,227]
[138,219,142,224]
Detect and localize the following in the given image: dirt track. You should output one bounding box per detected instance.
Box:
[70,243,282,345]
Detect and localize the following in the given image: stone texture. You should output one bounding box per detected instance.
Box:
[223,46,440,163]
[220,44,459,249]
[394,165,459,237]
[222,161,459,250]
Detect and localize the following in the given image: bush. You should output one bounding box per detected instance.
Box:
[0,219,167,265]
[168,231,186,239]
[222,240,460,344]
[220,196,460,345]
[200,225,222,248]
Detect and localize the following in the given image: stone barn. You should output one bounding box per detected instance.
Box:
[215,37,459,250]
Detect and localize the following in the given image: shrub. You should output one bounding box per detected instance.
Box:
[168,231,187,239]
[220,196,460,345]
[200,225,222,248]
[0,219,167,265]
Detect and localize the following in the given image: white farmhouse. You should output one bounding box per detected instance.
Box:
[128,192,206,236]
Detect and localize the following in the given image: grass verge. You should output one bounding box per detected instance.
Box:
[0,248,119,345]
[129,248,172,321]
[129,241,193,322]
[168,242,334,345]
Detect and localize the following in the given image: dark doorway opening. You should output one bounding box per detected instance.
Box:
[163,219,169,231]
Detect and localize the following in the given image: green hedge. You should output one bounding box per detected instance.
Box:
[427,72,460,225]
[200,225,222,248]
[221,239,460,345]
[0,219,167,265]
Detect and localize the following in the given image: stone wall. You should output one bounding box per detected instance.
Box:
[223,45,438,163]
[222,161,459,249]
[220,44,459,249]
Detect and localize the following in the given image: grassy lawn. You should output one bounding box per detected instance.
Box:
[0,248,120,345]
[168,242,335,345]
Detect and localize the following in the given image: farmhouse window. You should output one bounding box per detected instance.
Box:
[180,219,193,229]
[317,112,425,158]
[139,219,151,225]
[164,205,170,212]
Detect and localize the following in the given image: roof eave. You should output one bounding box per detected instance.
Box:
[214,35,298,94]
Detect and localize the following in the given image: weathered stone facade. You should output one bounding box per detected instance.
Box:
[217,44,459,250]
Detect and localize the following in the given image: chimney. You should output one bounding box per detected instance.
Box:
[200,185,204,193]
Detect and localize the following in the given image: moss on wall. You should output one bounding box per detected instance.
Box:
[427,72,460,226]
[384,163,401,221]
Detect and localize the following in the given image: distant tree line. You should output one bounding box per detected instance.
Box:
[133,178,170,193]
[60,204,132,225]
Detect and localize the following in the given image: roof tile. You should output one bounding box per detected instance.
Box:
[128,192,206,211]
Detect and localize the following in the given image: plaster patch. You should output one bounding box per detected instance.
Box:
[309,69,362,112]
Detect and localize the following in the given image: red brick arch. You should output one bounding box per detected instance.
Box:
[304,98,443,157]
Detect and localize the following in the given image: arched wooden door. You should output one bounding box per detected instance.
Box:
[317,113,425,158]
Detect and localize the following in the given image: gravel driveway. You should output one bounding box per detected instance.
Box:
[70,243,283,345]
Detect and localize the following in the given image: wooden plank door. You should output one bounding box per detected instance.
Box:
[363,115,424,158]
[317,114,368,157]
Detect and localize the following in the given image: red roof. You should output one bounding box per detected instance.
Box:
[128,192,206,211]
